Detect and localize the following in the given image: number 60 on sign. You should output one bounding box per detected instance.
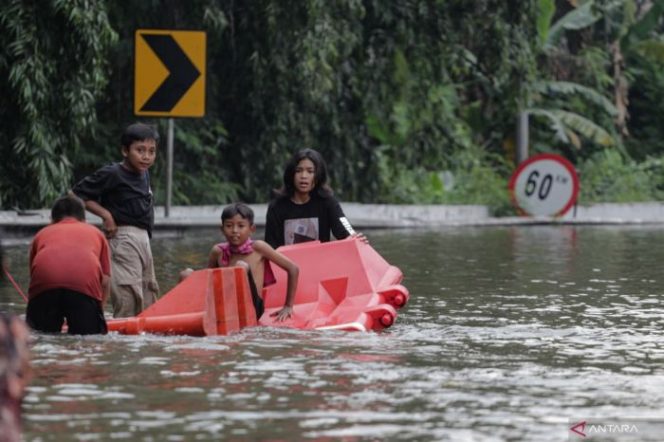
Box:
[508,153,579,217]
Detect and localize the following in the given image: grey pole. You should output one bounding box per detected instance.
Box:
[516,111,529,164]
[165,118,174,218]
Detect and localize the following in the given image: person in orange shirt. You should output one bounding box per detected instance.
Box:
[26,194,111,334]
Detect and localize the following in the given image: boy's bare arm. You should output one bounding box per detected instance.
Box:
[252,240,299,321]
[208,245,222,268]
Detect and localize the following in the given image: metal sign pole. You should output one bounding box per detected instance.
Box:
[134,30,206,217]
[516,111,529,164]
[165,117,174,218]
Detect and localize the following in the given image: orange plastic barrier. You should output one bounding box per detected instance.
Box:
[260,238,409,331]
[107,238,409,336]
[107,267,257,336]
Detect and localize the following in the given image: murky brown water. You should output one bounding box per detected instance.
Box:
[2,225,664,441]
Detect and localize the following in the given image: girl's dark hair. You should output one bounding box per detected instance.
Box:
[276,148,333,198]
[51,194,86,222]
[221,202,254,225]
[121,122,160,148]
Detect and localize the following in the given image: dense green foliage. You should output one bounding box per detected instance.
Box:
[1,0,664,213]
[0,0,116,208]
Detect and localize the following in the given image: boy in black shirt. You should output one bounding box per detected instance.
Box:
[72,123,160,317]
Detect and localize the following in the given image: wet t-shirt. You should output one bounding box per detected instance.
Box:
[264,194,356,248]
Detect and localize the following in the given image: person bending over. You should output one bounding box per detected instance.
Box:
[26,194,110,334]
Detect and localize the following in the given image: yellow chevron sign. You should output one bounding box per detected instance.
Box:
[134,29,206,117]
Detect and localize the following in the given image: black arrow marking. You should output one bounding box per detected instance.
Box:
[140,34,201,112]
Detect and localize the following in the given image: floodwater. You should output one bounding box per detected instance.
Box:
[2,225,664,441]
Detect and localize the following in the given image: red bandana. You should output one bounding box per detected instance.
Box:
[217,239,276,286]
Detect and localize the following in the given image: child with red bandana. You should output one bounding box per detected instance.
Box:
[183,203,298,321]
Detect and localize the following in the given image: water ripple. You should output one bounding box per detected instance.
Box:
[3,226,664,441]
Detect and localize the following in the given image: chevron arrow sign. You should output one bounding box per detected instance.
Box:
[134,30,206,117]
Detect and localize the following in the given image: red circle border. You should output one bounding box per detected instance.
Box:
[508,153,580,217]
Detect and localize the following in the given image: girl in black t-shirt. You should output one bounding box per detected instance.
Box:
[265,148,367,248]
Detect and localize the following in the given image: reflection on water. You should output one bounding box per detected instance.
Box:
[2,226,664,441]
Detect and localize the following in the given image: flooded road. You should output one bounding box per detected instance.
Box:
[2,225,664,441]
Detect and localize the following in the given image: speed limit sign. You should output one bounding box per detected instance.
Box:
[508,153,579,217]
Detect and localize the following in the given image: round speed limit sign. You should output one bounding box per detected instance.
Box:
[508,153,579,217]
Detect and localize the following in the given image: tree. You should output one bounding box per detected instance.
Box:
[523,0,619,158]
[0,0,116,208]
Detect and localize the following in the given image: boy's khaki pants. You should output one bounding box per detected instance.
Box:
[109,226,159,318]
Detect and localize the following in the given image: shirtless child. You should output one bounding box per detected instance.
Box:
[183,203,298,321]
